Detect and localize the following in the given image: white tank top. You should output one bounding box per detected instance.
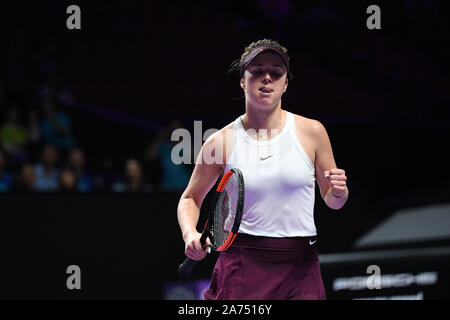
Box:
[225,111,317,237]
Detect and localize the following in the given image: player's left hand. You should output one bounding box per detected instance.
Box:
[323,168,347,198]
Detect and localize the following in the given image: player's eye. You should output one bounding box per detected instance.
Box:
[270,70,283,79]
[250,68,284,79]
[251,69,263,75]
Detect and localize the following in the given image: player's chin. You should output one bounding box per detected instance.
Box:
[256,97,277,107]
[257,92,282,104]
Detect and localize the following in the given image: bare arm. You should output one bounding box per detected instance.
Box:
[177,133,223,260]
[313,120,349,210]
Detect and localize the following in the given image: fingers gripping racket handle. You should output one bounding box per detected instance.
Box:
[179,257,198,276]
[179,232,208,276]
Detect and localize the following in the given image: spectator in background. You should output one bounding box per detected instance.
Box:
[0,106,28,164]
[97,157,123,192]
[146,119,191,191]
[15,163,36,192]
[40,98,75,151]
[0,150,13,192]
[34,145,59,191]
[67,147,95,192]
[59,167,78,193]
[112,159,152,193]
[125,159,147,193]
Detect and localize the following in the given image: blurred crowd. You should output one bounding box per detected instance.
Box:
[0,101,191,193]
[0,95,191,193]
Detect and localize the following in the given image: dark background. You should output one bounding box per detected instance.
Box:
[0,0,449,299]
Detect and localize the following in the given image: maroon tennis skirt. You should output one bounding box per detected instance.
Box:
[203,233,326,300]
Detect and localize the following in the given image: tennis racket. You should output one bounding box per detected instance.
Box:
[178,168,245,276]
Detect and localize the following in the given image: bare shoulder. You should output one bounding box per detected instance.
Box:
[200,122,235,170]
[203,122,234,147]
[291,113,327,138]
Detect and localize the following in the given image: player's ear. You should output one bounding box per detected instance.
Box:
[283,78,288,93]
[240,77,245,91]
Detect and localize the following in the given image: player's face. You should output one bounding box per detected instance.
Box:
[241,52,288,107]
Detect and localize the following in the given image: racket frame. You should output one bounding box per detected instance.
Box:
[179,168,244,276]
[204,168,244,251]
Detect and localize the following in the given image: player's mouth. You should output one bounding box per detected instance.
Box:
[259,87,273,94]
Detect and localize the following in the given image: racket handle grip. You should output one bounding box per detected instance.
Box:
[179,257,198,276]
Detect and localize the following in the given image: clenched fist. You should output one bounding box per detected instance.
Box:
[324,168,347,198]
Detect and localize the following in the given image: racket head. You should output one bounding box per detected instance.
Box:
[207,168,244,252]
[178,168,244,277]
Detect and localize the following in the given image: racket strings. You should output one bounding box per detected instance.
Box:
[211,173,239,248]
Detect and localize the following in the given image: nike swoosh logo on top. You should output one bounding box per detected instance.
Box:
[260,155,273,161]
[309,240,317,245]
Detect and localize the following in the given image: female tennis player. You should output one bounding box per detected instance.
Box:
[177,39,348,300]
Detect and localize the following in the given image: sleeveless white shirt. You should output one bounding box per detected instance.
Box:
[225,111,317,237]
